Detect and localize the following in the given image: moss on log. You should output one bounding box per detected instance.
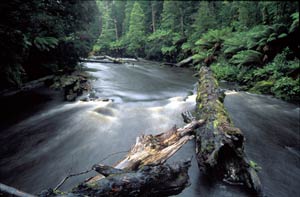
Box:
[194,66,262,195]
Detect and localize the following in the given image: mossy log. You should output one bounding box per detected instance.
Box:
[194,66,262,194]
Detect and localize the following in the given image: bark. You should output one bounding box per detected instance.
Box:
[39,161,191,197]
[194,66,262,195]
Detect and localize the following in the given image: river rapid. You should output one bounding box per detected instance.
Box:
[0,61,299,196]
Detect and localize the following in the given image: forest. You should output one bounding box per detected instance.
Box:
[0,1,299,197]
[0,1,299,101]
[93,0,299,102]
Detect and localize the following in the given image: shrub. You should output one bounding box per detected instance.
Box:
[249,80,274,94]
[272,77,300,101]
[230,50,263,66]
[211,62,240,81]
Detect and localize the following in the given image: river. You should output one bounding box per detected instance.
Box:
[0,61,299,196]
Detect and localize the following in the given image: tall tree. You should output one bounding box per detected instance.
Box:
[123,1,135,36]
[237,1,261,30]
[126,1,146,56]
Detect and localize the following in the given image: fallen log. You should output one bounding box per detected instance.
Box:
[46,119,204,196]
[1,120,204,196]
[0,183,35,197]
[194,66,262,194]
[79,58,115,63]
[0,75,54,97]
[176,56,193,67]
[86,119,204,183]
[38,161,191,197]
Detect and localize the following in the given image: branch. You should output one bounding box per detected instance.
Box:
[0,183,36,197]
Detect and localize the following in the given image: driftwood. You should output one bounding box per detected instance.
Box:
[39,161,192,197]
[86,119,204,183]
[80,55,133,64]
[176,56,193,67]
[1,120,204,197]
[80,58,115,63]
[45,119,204,196]
[194,66,262,194]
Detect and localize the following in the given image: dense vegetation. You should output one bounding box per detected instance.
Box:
[0,1,299,102]
[0,0,100,90]
[94,1,299,102]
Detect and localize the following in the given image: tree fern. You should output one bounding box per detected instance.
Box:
[289,12,299,33]
[195,28,231,50]
[230,50,263,66]
[223,31,249,57]
[33,37,59,51]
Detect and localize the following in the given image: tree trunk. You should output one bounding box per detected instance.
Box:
[114,18,119,41]
[194,66,262,195]
[151,2,156,32]
[180,8,184,35]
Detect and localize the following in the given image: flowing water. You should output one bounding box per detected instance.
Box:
[0,61,299,196]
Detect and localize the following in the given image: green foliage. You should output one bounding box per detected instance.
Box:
[249,160,262,171]
[223,31,248,57]
[289,12,299,33]
[192,1,217,35]
[230,50,263,66]
[253,48,299,81]
[250,80,274,94]
[146,29,183,61]
[236,1,262,30]
[126,2,146,56]
[195,28,231,50]
[272,77,300,101]
[211,62,240,81]
[0,0,100,89]
[237,67,256,85]
[33,37,59,51]
[192,51,211,63]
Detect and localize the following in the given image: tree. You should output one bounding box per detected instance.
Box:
[0,0,100,89]
[126,2,146,56]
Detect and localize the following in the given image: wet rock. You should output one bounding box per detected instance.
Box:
[50,71,92,101]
